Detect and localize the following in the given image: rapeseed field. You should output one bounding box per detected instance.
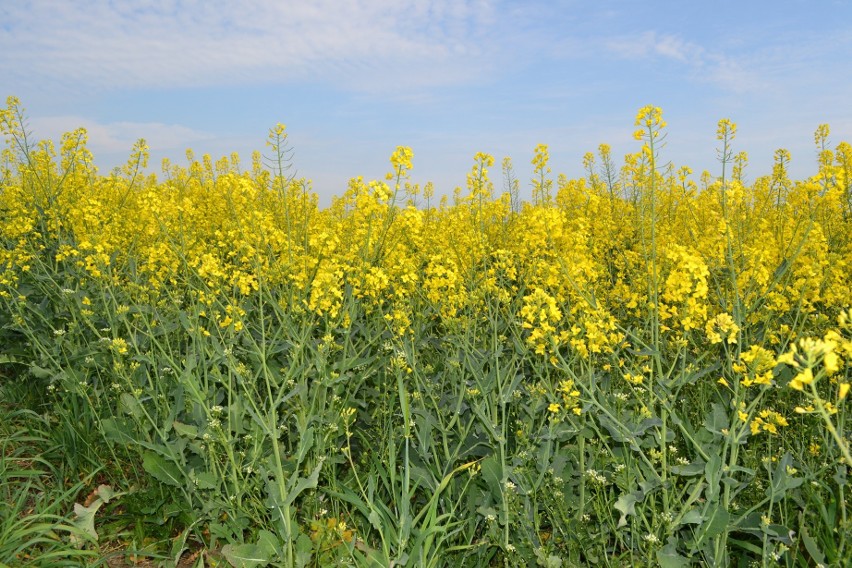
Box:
[1,97,850,566]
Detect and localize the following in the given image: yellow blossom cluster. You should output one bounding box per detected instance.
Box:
[735,345,776,388]
[1,95,851,373]
[520,287,564,356]
[749,409,789,436]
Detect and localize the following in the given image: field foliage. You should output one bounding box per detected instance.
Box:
[1,97,851,567]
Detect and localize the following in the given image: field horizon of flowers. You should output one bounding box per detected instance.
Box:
[1,95,851,567]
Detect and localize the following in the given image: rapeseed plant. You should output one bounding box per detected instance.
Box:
[1,95,850,566]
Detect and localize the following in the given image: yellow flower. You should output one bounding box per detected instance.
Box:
[634,105,666,131]
[789,368,814,391]
[390,146,414,172]
[775,345,798,367]
[706,313,739,345]
[716,118,737,141]
[110,338,129,355]
[824,350,839,375]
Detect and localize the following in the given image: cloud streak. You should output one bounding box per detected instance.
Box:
[1,0,499,93]
[603,31,762,94]
[29,115,211,158]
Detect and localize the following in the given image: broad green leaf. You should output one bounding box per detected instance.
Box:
[833,465,848,487]
[368,509,382,531]
[480,454,503,500]
[614,490,644,528]
[100,417,136,446]
[221,543,272,568]
[703,403,729,435]
[692,502,730,548]
[800,526,826,564]
[704,454,722,501]
[119,392,144,419]
[657,539,690,568]
[597,414,629,443]
[284,461,322,508]
[172,420,198,439]
[72,499,106,542]
[195,471,218,490]
[295,533,313,568]
[766,452,804,502]
[256,530,278,557]
[670,461,705,476]
[72,503,98,542]
[704,504,730,538]
[142,451,183,487]
[97,484,115,503]
[29,365,53,379]
[294,427,314,465]
[680,508,702,526]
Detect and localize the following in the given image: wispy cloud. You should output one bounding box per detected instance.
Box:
[603,31,765,93]
[1,0,499,94]
[28,115,211,158]
[605,31,696,62]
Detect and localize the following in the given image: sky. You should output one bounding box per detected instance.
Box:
[3,0,852,205]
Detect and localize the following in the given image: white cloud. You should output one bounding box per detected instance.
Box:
[604,31,696,62]
[603,31,764,94]
[1,0,499,93]
[28,115,211,157]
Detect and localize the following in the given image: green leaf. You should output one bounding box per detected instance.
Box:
[100,417,136,446]
[172,421,198,439]
[502,372,526,404]
[657,538,690,568]
[221,543,272,568]
[679,508,703,526]
[97,484,115,504]
[614,490,644,528]
[72,503,99,542]
[295,533,313,568]
[728,536,763,556]
[72,498,106,542]
[284,461,322,508]
[597,414,629,443]
[800,526,826,564]
[368,509,382,532]
[119,392,144,419]
[0,353,23,365]
[670,460,705,476]
[256,530,278,557]
[692,502,730,549]
[294,427,314,465]
[704,504,730,538]
[704,454,722,501]
[765,452,803,502]
[833,465,848,487]
[703,403,729,435]
[142,451,183,487]
[195,471,218,490]
[480,454,504,501]
[773,258,790,280]
[29,365,53,379]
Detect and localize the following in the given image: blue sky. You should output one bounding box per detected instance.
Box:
[3,0,852,204]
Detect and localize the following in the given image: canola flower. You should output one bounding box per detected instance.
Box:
[1,95,849,376]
